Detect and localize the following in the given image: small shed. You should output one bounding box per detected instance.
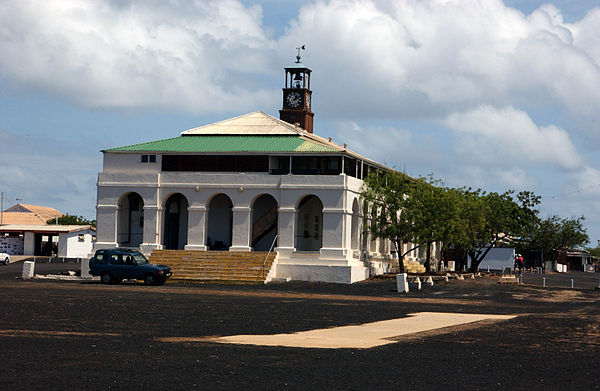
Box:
[0,225,96,258]
[468,247,515,271]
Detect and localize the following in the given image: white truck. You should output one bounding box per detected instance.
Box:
[0,252,10,265]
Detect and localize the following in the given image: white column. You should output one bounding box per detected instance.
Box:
[140,205,162,254]
[276,207,296,256]
[230,206,251,252]
[185,205,207,251]
[94,204,118,250]
[321,207,347,259]
[57,233,68,257]
[343,209,353,252]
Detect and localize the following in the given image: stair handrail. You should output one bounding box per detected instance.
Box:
[262,234,279,280]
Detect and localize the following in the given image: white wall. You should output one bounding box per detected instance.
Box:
[58,230,96,258]
[103,152,161,173]
[469,247,515,271]
[24,232,35,255]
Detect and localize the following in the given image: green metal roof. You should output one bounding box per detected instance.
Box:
[104,135,338,153]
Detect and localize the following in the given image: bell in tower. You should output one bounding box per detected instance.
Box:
[292,72,303,89]
[279,45,314,133]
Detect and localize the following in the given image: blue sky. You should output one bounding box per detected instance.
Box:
[0,0,599,246]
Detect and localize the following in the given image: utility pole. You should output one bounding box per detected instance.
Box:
[1,192,4,225]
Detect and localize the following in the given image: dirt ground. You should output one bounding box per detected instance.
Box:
[0,267,598,390]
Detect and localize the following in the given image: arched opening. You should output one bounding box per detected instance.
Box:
[369,207,377,252]
[163,193,188,250]
[351,198,360,250]
[117,192,144,248]
[251,194,278,251]
[295,195,323,251]
[207,193,233,250]
[362,200,370,251]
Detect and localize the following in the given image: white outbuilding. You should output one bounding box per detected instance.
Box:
[0,224,96,258]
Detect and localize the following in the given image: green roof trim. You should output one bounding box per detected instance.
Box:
[104,135,338,153]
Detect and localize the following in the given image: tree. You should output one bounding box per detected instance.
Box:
[524,215,589,264]
[586,241,600,258]
[361,170,419,273]
[454,189,540,272]
[362,170,541,274]
[47,214,96,227]
[449,187,487,271]
[410,176,462,273]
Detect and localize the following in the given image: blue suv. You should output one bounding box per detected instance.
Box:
[89,248,172,285]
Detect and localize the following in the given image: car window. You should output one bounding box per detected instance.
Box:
[109,254,122,265]
[95,251,106,264]
[132,253,148,265]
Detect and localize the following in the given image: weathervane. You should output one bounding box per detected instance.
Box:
[295,45,305,63]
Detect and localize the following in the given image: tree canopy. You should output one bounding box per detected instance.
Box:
[47,214,96,227]
[460,189,541,271]
[521,215,589,264]
[361,170,418,273]
[361,170,542,273]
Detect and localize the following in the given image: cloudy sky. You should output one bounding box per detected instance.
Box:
[0,0,599,245]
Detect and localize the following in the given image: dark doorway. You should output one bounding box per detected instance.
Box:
[252,194,278,251]
[34,233,58,256]
[207,194,233,250]
[163,194,189,250]
[295,195,323,251]
[117,192,144,247]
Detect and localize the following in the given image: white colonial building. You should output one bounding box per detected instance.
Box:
[94,59,424,283]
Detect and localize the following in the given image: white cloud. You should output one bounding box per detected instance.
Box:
[439,164,539,194]
[569,166,600,199]
[445,105,581,169]
[1,0,599,131]
[0,0,599,240]
[331,120,445,170]
[278,0,600,134]
[0,130,99,218]
[540,165,600,243]
[0,0,278,114]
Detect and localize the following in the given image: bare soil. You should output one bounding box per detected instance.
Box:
[0,268,598,390]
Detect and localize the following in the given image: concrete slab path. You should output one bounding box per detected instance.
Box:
[210,312,516,349]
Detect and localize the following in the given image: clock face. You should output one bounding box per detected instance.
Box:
[286,91,302,108]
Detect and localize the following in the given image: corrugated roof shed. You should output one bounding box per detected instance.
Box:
[0,212,48,225]
[0,224,95,233]
[1,204,63,225]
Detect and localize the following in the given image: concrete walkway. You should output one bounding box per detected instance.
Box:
[206,312,516,349]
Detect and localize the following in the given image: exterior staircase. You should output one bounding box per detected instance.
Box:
[403,259,426,274]
[148,250,277,283]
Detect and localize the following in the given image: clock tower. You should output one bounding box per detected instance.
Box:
[279,47,314,133]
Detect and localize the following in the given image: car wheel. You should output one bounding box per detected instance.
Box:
[144,274,156,286]
[3,258,8,265]
[101,273,113,284]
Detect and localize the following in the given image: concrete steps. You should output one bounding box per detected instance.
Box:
[403,259,426,274]
[148,250,276,283]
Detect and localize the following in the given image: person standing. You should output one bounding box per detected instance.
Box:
[517,254,524,271]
